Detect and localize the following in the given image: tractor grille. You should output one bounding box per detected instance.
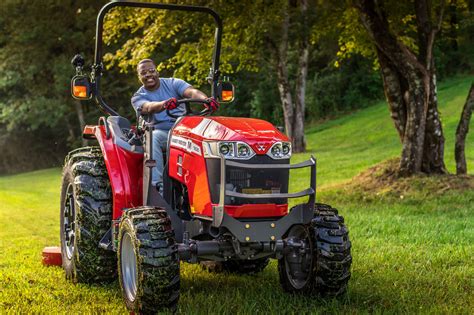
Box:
[206,156,289,205]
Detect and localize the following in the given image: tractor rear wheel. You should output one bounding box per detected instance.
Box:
[60,146,116,283]
[118,206,180,314]
[201,258,269,275]
[278,203,351,296]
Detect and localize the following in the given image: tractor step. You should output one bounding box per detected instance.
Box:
[42,246,62,266]
[99,228,113,251]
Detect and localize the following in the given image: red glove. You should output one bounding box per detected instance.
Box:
[205,97,220,111]
[163,97,178,110]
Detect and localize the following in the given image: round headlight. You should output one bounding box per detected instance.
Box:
[282,143,291,155]
[271,143,282,157]
[237,144,249,157]
[219,143,231,155]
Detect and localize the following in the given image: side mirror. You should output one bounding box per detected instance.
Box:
[71,54,85,69]
[71,75,91,100]
[218,81,235,103]
[70,54,91,100]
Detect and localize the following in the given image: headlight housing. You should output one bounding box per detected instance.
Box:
[267,141,291,159]
[203,141,255,160]
[219,142,233,156]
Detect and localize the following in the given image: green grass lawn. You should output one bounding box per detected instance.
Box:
[1,76,473,314]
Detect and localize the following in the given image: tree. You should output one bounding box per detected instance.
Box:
[0,0,106,143]
[0,0,140,173]
[455,83,474,174]
[350,0,448,176]
[264,0,310,152]
[0,0,130,173]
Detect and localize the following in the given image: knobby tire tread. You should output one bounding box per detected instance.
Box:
[61,146,116,283]
[119,206,180,314]
[311,203,352,296]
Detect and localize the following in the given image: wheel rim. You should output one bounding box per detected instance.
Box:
[63,183,76,260]
[284,225,313,290]
[121,232,138,302]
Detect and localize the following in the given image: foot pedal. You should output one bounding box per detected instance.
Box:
[145,159,156,168]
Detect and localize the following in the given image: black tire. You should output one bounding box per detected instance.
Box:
[60,146,116,283]
[200,258,269,275]
[118,206,180,314]
[278,203,352,296]
[312,203,352,295]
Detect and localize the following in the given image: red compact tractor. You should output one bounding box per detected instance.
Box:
[62,1,351,313]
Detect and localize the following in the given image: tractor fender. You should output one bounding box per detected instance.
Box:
[86,121,144,220]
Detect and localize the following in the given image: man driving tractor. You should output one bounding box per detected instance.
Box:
[131,59,220,191]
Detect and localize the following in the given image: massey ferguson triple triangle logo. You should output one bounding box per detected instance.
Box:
[255,143,269,152]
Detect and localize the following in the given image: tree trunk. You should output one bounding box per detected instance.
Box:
[293,0,308,152]
[377,48,408,141]
[268,0,310,152]
[455,84,474,174]
[422,72,447,173]
[415,0,447,173]
[274,9,295,141]
[65,119,76,143]
[398,71,429,175]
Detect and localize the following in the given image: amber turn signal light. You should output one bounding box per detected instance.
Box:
[73,85,88,98]
[218,81,235,103]
[71,75,91,100]
[221,90,234,102]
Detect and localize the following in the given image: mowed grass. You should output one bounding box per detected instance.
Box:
[1,76,473,314]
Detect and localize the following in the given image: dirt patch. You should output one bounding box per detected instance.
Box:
[342,158,474,199]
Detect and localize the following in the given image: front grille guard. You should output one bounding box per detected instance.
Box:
[212,156,316,228]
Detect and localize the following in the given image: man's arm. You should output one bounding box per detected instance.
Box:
[138,88,206,114]
[131,93,168,114]
[140,100,168,114]
[183,87,207,100]
[135,87,211,114]
[183,87,219,111]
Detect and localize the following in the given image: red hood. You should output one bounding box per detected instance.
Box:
[173,116,289,155]
[201,117,288,142]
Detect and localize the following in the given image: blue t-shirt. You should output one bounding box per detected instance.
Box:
[131,78,191,131]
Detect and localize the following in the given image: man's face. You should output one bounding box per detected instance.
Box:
[137,62,159,90]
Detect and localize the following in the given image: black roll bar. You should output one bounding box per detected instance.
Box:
[92,1,223,116]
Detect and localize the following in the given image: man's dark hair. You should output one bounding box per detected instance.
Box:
[137,59,155,70]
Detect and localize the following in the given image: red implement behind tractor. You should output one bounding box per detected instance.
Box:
[61,2,352,313]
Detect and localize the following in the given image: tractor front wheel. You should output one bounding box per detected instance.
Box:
[278,203,352,296]
[118,206,180,313]
[278,224,315,292]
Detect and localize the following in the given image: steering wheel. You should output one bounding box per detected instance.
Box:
[166,98,212,119]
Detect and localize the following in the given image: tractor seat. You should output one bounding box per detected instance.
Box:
[107,116,144,153]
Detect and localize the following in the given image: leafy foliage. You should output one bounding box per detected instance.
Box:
[0,0,472,173]
[102,1,263,84]
[0,1,97,128]
[0,0,134,173]
[336,0,474,73]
